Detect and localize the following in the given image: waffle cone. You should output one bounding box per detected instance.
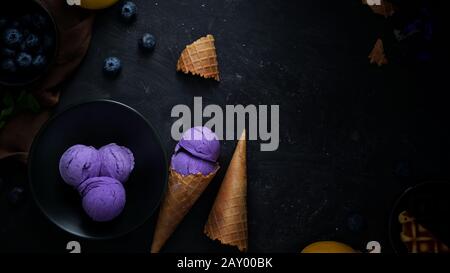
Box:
[151,168,218,253]
[368,38,388,66]
[204,130,248,252]
[176,34,220,81]
[399,210,449,253]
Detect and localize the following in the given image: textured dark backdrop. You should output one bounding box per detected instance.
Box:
[1,0,449,253]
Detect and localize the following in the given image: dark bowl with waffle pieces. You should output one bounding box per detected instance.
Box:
[389,181,450,253]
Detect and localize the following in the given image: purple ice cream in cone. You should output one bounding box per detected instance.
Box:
[78,176,126,222]
[151,126,220,253]
[59,145,101,187]
[99,143,135,183]
[177,126,220,163]
[171,150,217,176]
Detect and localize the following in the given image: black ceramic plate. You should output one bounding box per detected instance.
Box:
[29,100,167,239]
[389,181,450,253]
[0,0,58,87]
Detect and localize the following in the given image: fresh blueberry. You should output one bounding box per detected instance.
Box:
[120,1,137,22]
[10,20,21,29]
[139,33,156,52]
[1,58,17,73]
[3,28,23,47]
[31,14,48,30]
[19,41,28,51]
[103,56,122,77]
[16,52,33,68]
[25,33,40,50]
[1,47,16,58]
[32,54,47,69]
[35,46,45,55]
[7,186,25,206]
[347,213,366,232]
[23,28,30,37]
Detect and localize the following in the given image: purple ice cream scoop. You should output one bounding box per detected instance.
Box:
[171,150,218,175]
[177,126,220,162]
[99,143,135,183]
[59,145,101,187]
[78,176,126,222]
[171,126,220,175]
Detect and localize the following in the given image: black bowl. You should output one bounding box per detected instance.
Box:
[0,0,58,88]
[389,181,450,253]
[29,100,168,239]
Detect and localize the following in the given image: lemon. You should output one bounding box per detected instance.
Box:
[301,241,356,253]
[79,0,120,10]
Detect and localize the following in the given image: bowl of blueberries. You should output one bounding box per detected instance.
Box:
[0,1,58,88]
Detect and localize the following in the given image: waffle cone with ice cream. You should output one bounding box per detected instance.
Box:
[204,130,248,252]
[151,127,221,253]
[176,34,220,81]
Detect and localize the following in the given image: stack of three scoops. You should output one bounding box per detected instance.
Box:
[59,143,134,222]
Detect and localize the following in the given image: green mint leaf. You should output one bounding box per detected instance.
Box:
[17,92,41,113]
[0,106,14,119]
[17,90,26,102]
[2,91,14,107]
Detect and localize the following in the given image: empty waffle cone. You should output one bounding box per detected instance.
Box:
[151,168,218,253]
[368,38,388,66]
[176,34,220,81]
[204,130,247,252]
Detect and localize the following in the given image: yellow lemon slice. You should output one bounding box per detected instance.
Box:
[301,241,356,253]
[79,0,120,10]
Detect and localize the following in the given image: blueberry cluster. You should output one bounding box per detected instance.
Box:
[0,12,54,79]
[102,1,157,78]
